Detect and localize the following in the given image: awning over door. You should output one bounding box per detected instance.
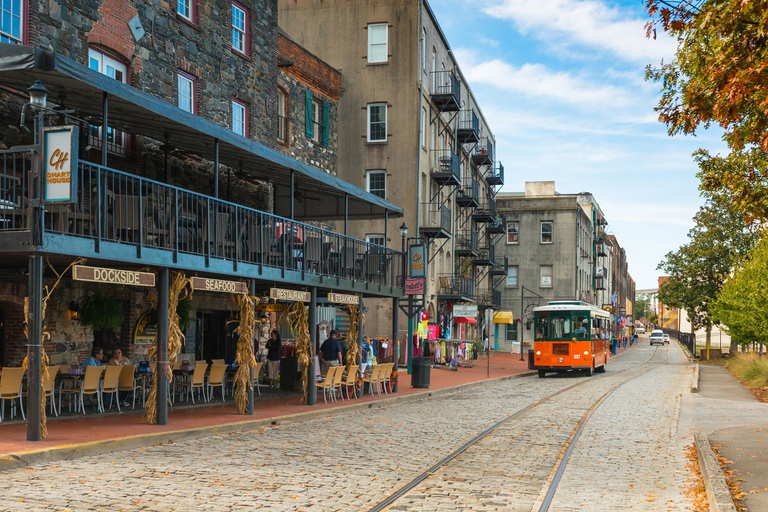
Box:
[493,311,515,324]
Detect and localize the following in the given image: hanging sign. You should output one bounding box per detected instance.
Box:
[43,125,78,204]
[602,304,614,314]
[73,265,155,287]
[133,311,157,343]
[408,244,426,278]
[453,304,478,318]
[190,277,247,294]
[255,303,289,312]
[270,287,310,302]
[405,278,425,295]
[327,292,359,305]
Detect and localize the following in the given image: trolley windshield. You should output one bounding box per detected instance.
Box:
[535,310,597,341]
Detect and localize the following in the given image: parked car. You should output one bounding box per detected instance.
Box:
[663,334,670,344]
[636,326,645,334]
[650,330,665,346]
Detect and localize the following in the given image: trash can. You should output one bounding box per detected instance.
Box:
[280,356,300,392]
[411,357,431,388]
[527,350,535,370]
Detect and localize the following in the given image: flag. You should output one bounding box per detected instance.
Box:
[610,292,617,307]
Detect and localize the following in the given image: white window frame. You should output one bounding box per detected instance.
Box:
[421,106,427,148]
[231,3,247,54]
[232,100,246,136]
[177,0,193,22]
[366,170,386,199]
[506,266,518,288]
[540,265,553,288]
[277,89,287,142]
[421,27,427,73]
[367,103,387,143]
[177,72,195,113]
[366,234,386,247]
[311,100,322,143]
[0,0,23,44]
[506,221,519,244]
[88,49,128,155]
[367,23,388,63]
[541,221,553,244]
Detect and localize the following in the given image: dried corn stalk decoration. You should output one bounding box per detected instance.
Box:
[22,257,86,438]
[145,270,190,424]
[345,304,364,365]
[232,292,258,414]
[289,301,312,404]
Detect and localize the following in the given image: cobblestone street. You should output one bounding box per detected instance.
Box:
[1,342,695,511]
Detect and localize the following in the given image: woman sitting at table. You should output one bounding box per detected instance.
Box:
[266,330,282,388]
[107,348,131,366]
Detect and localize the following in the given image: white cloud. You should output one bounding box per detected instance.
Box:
[482,0,677,64]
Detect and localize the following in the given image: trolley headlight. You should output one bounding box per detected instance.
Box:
[536,351,541,356]
[584,351,589,356]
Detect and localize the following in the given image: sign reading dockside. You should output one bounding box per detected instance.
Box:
[190,277,247,294]
[43,125,78,204]
[73,265,155,287]
[270,288,310,302]
[327,292,359,305]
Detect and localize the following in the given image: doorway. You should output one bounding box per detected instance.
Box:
[196,311,236,363]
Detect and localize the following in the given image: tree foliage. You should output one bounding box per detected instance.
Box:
[712,235,768,346]
[645,0,768,221]
[657,194,760,331]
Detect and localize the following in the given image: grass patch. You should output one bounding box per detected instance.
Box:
[725,354,768,387]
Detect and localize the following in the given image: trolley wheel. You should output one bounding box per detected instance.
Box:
[537,370,546,378]
[596,364,606,373]
[584,366,593,377]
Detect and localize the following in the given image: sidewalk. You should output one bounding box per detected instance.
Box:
[0,351,533,469]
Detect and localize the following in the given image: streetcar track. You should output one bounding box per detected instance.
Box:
[368,345,667,512]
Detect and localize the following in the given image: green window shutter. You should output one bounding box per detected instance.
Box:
[305,90,313,139]
[322,101,330,146]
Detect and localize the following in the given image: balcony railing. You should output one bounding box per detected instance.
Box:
[430,149,461,187]
[429,70,461,112]
[0,153,404,288]
[456,179,479,208]
[437,273,474,298]
[487,214,504,234]
[455,230,478,257]
[457,110,479,144]
[473,243,494,266]
[485,161,504,186]
[489,256,508,276]
[472,197,496,223]
[419,202,452,239]
[471,137,493,166]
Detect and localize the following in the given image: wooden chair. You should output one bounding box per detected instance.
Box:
[206,364,228,402]
[118,365,143,409]
[342,365,359,400]
[0,367,27,421]
[331,364,345,401]
[176,363,208,404]
[60,365,105,414]
[380,363,394,394]
[102,365,123,411]
[362,365,382,396]
[315,366,337,404]
[42,366,59,417]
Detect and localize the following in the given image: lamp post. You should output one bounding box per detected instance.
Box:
[400,223,412,374]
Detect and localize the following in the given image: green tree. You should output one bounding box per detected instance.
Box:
[634,294,651,320]
[712,235,768,348]
[657,194,760,358]
[645,1,768,221]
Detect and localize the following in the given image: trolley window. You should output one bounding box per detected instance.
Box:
[550,315,572,341]
[573,314,589,341]
[535,313,549,340]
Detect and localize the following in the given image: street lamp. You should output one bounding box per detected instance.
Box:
[28,79,49,107]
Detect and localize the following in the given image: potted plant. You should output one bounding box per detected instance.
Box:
[78,291,125,350]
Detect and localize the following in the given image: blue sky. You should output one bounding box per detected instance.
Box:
[429,0,725,290]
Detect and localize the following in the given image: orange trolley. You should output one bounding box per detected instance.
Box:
[531,301,611,378]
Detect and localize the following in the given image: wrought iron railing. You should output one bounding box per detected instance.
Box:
[429,69,461,104]
[431,149,460,179]
[420,202,452,233]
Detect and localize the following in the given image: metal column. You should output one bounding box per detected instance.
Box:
[392,297,399,392]
[156,268,169,425]
[308,286,317,405]
[26,255,43,441]
[248,280,256,415]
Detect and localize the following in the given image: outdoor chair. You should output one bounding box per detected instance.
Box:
[206,364,228,402]
[102,365,123,411]
[342,365,359,400]
[362,365,383,396]
[315,366,337,404]
[253,361,264,397]
[118,365,143,409]
[177,362,208,404]
[332,365,345,401]
[211,359,225,365]
[42,366,59,417]
[0,367,26,421]
[60,365,104,414]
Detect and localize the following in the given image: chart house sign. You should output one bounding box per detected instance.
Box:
[190,277,248,294]
[270,288,311,302]
[73,265,155,287]
[43,125,79,204]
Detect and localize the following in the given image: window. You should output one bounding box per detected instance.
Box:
[177,0,193,22]
[506,266,518,287]
[232,100,247,136]
[506,221,519,244]
[540,265,553,288]
[88,49,127,155]
[311,100,321,143]
[367,103,387,142]
[366,170,386,199]
[277,89,287,142]
[421,27,427,73]
[366,234,385,247]
[541,221,553,244]
[367,23,388,63]
[0,0,23,44]
[421,107,427,148]
[231,3,248,54]
[177,72,195,113]
[305,91,329,145]
[505,323,518,342]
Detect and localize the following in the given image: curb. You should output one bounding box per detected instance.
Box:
[0,370,535,472]
[692,363,700,393]
[695,431,737,512]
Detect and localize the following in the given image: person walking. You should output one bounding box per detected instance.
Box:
[265,329,282,389]
[319,329,343,375]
